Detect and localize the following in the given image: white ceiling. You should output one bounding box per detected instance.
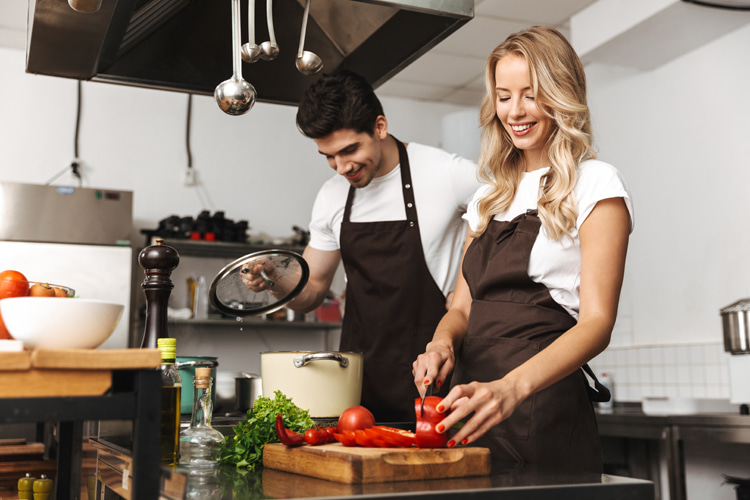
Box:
[0,0,598,106]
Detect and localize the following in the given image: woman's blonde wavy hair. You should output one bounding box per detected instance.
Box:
[473,26,596,240]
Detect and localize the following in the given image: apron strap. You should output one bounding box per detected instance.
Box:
[581,364,611,403]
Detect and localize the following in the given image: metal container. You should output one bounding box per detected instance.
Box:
[235,373,263,413]
[261,351,363,418]
[720,298,750,354]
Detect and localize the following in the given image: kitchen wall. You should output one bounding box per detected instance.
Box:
[583,21,750,402]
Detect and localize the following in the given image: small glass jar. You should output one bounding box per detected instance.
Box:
[180,367,224,468]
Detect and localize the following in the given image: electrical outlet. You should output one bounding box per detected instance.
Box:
[184,168,197,186]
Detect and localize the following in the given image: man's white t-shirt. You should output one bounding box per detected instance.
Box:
[463,159,634,319]
[309,142,481,296]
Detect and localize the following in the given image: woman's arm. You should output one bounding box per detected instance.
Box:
[413,228,474,393]
[435,197,631,446]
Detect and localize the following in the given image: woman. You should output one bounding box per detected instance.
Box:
[412,26,634,473]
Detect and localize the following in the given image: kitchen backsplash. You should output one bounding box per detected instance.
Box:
[589,342,731,402]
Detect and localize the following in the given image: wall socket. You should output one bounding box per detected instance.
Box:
[184,168,197,186]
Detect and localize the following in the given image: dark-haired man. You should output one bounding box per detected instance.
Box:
[245,71,479,422]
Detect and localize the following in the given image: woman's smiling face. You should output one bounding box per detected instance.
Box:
[494,53,554,171]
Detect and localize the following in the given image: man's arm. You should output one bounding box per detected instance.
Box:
[285,245,342,313]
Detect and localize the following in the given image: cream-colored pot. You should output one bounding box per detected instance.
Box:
[261,351,363,418]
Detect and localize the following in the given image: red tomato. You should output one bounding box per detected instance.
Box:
[304,428,322,445]
[0,270,29,339]
[414,396,449,448]
[0,270,29,299]
[337,405,375,433]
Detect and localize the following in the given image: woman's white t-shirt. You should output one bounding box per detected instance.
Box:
[463,159,634,319]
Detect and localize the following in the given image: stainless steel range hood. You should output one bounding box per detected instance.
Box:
[25,0,473,106]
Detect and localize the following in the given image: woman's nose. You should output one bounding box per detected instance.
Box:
[509,98,525,118]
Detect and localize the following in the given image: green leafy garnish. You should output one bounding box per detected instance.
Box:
[220,390,314,469]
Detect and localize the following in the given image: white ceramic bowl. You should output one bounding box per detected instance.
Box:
[0,297,124,349]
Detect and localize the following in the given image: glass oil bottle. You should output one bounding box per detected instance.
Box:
[180,367,224,468]
[158,337,182,465]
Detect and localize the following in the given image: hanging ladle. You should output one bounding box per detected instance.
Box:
[214,0,256,116]
[295,0,323,75]
[241,0,262,63]
[259,0,279,61]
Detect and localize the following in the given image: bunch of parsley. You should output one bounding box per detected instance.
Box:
[220,390,314,469]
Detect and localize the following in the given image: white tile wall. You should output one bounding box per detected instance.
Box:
[589,343,731,402]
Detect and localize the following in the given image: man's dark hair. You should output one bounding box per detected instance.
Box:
[296,71,385,139]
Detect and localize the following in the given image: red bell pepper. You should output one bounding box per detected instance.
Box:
[414,396,449,448]
[333,430,357,446]
[275,413,304,447]
[368,426,417,447]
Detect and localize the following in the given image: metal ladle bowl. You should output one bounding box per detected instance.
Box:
[295,0,323,75]
[259,0,279,61]
[241,0,262,63]
[215,0,256,115]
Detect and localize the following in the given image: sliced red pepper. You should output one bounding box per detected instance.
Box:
[414,396,449,448]
[368,426,417,447]
[275,413,304,447]
[333,430,357,446]
[354,429,376,447]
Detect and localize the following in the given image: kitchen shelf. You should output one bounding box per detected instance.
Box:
[152,238,305,259]
[168,317,341,330]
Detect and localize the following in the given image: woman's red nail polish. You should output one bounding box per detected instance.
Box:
[436,405,444,412]
[461,439,468,445]
[436,424,444,433]
[424,379,431,385]
[447,440,456,448]
[437,380,442,388]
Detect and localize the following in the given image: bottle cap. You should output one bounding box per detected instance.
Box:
[157,338,177,359]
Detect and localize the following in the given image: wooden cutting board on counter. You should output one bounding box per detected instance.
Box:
[0,348,160,398]
[263,442,491,484]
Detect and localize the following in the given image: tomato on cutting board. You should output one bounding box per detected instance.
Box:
[337,405,375,433]
[414,396,450,448]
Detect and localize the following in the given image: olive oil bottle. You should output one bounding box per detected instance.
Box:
[158,338,182,465]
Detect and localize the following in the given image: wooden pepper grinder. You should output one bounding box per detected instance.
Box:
[139,238,180,348]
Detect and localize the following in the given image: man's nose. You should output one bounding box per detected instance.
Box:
[335,156,352,175]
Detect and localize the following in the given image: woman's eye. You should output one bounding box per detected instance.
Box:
[525,95,535,101]
[497,96,510,103]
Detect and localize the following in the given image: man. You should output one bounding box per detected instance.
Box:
[245,71,480,422]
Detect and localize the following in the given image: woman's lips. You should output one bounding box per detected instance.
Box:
[510,123,535,136]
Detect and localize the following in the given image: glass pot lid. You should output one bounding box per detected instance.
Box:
[208,249,309,317]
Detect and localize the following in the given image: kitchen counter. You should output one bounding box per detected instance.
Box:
[161,461,654,500]
[595,404,750,500]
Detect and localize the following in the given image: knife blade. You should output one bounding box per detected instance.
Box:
[419,382,433,417]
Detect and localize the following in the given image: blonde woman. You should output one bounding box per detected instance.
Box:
[412,26,634,472]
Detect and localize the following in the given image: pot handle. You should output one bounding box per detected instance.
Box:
[293,352,349,368]
[175,360,219,369]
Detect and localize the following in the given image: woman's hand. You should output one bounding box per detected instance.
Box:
[432,378,525,447]
[412,340,456,396]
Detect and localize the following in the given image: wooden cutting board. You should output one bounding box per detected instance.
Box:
[263,442,491,484]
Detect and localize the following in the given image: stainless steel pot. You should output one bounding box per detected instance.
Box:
[721,298,750,354]
[235,372,262,413]
[261,351,363,418]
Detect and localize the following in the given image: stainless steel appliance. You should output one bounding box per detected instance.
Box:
[0,181,134,348]
[720,298,750,412]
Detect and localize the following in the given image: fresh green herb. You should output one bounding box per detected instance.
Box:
[220,390,314,469]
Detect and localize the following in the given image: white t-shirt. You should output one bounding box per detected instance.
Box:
[463,159,634,319]
[308,142,481,296]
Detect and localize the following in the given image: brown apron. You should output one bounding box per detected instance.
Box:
[339,138,447,423]
[455,209,607,473]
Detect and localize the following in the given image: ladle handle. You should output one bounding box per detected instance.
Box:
[248,0,256,44]
[232,0,243,80]
[266,0,276,45]
[297,0,311,58]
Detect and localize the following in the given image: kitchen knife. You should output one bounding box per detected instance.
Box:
[420,382,432,417]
